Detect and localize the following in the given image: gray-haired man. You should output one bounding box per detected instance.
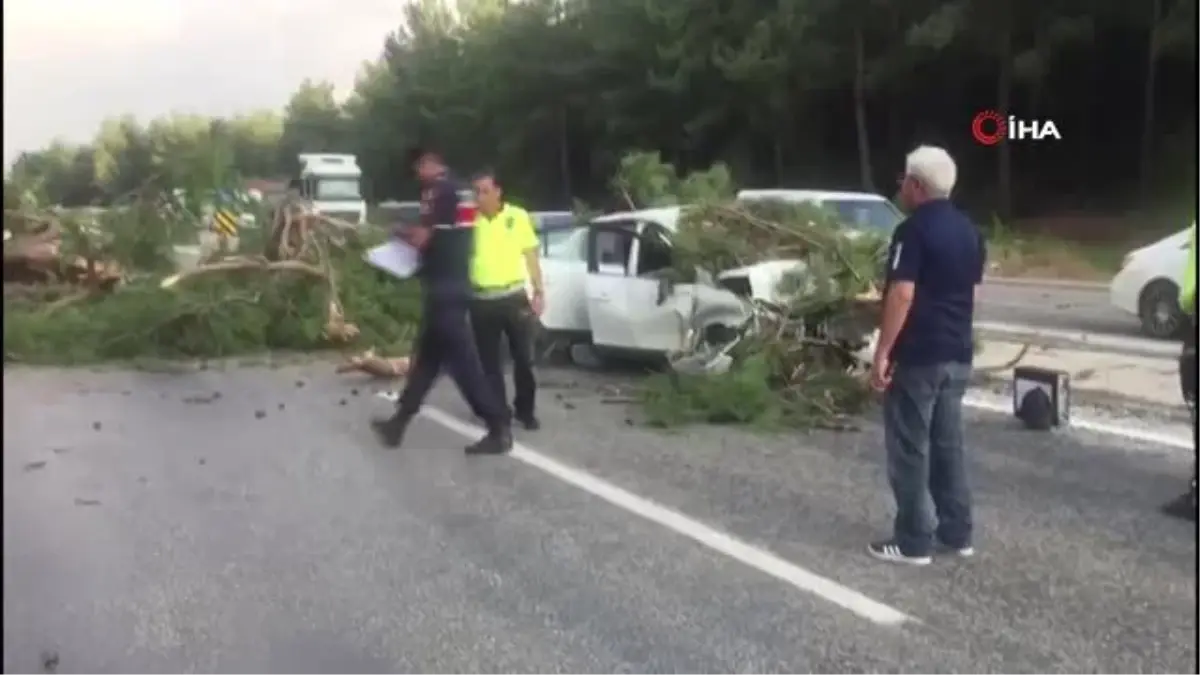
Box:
[868,145,985,566]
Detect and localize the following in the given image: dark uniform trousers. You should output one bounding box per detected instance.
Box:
[396,293,507,426]
[1180,312,1197,502]
[470,291,537,419]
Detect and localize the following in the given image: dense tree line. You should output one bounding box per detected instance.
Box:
[6,0,1197,221]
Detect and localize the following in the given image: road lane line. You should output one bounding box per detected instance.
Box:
[391,398,914,627]
[963,395,1192,449]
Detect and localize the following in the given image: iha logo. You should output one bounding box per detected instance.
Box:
[971,110,1062,145]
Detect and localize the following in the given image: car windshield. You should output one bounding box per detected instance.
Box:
[315,178,362,201]
[826,199,904,234]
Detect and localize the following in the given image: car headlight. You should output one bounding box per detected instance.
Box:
[1121,253,1134,269]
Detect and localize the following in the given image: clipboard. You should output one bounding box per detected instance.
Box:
[365,240,421,279]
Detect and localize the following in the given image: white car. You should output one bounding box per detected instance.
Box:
[1109,225,1193,339]
[539,194,890,366]
[735,189,904,236]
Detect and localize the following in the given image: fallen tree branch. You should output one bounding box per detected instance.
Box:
[159,257,327,288]
[335,349,412,379]
[976,342,1032,374]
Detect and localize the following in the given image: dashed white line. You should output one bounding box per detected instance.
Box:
[375,392,914,627]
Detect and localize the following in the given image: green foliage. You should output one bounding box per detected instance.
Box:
[4,244,421,365]
[5,150,419,367]
[640,352,874,429]
[620,153,882,429]
[612,150,737,208]
[641,355,782,427]
[672,200,887,302]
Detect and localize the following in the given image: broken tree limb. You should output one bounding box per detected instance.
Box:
[335,349,412,379]
[159,257,327,288]
[976,342,1032,374]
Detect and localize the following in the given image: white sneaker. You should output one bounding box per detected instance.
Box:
[867,541,932,566]
[937,541,975,558]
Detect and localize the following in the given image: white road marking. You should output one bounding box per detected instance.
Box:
[963,395,1192,449]
[974,321,1176,358]
[375,391,912,626]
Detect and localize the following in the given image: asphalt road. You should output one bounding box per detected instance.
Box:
[976,281,1145,338]
[4,364,1196,673]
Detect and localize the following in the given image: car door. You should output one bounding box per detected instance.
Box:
[539,226,591,333]
[584,221,640,349]
[1166,226,1193,287]
[621,221,697,353]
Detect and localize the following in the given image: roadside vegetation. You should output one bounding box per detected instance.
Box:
[5,0,1195,426]
[5,150,891,430]
[6,0,1196,261]
[981,211,1188,281]
[4,158,421,367]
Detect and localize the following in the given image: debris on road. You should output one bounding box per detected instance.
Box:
[5,187,419,371]
[160,201,365,344]
[4,212,125,306]
[335,349,412,380]
[977,338,1181,407]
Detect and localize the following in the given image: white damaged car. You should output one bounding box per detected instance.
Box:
[538,194,894,371]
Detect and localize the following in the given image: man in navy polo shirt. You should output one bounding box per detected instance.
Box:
[867,145,985,566]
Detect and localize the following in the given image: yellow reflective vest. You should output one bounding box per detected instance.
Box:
[470,203,538,292]
[1182,222,1196,315]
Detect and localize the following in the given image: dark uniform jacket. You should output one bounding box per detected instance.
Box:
[417,174,473,298]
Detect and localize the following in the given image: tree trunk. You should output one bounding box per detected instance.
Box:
[1138,0,1162,209]
[996,20,1013,220]
[852,24,875,192]
[772,134,785,184]
[558,105,572,204]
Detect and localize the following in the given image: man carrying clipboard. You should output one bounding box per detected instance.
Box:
[371,147,512,455]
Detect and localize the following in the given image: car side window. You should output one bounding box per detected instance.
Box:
[538,215,584,260]
[540,228,580,260]
[588,220,638,275]
[596,229,635,268]
[636,222,673,277]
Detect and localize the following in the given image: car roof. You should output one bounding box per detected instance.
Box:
[589,192,896,235]
[593,206,684,231]
[736,189,890,202]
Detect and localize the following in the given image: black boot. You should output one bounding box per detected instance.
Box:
[371,411,413,449]
[514,412,541,431]
[465,423,513,455]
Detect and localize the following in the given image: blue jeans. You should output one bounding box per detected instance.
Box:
[883,361,974,556]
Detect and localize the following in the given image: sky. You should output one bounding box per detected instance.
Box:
[3,0,407,165]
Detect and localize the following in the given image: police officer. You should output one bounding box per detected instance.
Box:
[371,147,512,455]
[469,171,543,430]
[1177,221,1197,514]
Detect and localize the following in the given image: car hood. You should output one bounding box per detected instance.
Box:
[1127,226,1193,261]
[716,259,806,304]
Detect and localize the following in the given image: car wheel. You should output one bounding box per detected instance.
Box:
[1138,279,1185,339]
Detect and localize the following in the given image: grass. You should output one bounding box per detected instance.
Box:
[980,213,1179,282]
[985,233,1126,281]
